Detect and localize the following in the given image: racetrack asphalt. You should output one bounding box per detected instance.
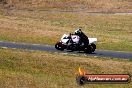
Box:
[0,41,132,59]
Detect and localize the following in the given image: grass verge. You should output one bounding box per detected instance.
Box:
[0,48,132,88]
[0,13,131,52]
[1,0,132,12]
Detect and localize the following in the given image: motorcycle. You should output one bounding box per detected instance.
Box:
[55,33,97,53]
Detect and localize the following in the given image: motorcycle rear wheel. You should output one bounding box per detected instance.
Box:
[84,46,93,53]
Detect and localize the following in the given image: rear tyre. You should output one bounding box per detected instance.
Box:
[84,45,92,53]
[91,44,96,52]
[55,42,64,51]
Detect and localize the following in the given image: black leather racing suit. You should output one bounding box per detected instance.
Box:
[76,32,89,48]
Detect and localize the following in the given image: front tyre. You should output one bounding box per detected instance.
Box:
[55,42,64,51]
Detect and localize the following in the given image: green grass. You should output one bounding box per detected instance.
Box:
[0,13,131,52]
[2,0,132,12]
[0,48,132,88]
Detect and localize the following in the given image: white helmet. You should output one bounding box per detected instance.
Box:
[75,28,82,35]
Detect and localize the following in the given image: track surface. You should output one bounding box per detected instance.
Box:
[0,41,132,59]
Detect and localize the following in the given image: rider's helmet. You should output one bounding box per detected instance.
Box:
[75,28,82,35]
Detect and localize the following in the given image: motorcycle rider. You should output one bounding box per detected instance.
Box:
[74,28,89,48]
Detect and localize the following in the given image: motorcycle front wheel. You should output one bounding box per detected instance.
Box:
[55,42,65,51]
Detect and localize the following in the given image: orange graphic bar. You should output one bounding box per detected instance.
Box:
[76,74,131,85]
